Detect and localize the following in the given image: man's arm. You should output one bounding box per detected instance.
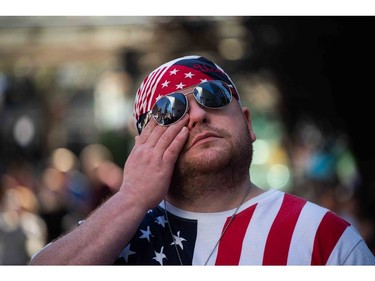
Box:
[29,115,190,265]
[29,191,149,264]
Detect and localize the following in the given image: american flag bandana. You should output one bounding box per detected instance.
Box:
[133,55,240,134]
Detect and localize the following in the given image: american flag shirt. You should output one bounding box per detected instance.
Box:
[114,189,374,265]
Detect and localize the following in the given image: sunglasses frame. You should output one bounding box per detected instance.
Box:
[138,80,233,133]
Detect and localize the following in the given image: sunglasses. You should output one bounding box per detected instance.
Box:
[137,80,233,134]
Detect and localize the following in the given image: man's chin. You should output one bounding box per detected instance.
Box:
[178,148,231,174]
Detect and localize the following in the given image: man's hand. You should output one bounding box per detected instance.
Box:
[119,114,190,210]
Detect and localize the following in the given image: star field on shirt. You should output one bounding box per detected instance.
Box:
[116,206,198,265]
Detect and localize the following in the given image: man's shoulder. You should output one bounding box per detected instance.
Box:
[267,189,351,226]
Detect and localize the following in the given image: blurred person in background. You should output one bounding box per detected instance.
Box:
[37,145,122,243]
[0,171,47,264]
[29,55,375,265]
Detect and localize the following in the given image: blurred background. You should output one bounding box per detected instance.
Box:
[0,16,374,264]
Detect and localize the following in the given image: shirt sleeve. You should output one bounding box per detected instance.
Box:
[342,239,375,265]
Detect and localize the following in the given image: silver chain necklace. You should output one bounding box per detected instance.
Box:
[163,184,253,265]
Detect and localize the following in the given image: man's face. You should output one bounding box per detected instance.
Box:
[180,91,254,166]
[169,93,256,198]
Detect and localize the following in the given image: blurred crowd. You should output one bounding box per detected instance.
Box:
[0,143,124,264]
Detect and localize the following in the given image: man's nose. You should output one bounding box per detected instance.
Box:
[186,95,208,129]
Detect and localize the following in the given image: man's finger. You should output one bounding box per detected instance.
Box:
[154,114,189,151]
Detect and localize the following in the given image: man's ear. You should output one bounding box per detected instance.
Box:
[242,107,256,142]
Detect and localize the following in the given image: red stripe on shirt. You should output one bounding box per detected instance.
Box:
[311,211,350,265]
[263,193,307,265]
[215,204,256,265]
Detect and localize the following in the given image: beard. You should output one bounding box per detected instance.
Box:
[169,121,253,202]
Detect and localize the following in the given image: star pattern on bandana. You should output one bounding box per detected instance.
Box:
[134,55,239,124]
[134,61,218,121]
[161,80,170,88]
[175,82,185,90]
[169,69,179,75]
[185,72,194,78]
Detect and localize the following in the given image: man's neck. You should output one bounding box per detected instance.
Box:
[166,181,264,213]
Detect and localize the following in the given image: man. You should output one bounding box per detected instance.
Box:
[29,55,375,265]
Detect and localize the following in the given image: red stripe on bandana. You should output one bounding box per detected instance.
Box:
[134,65,217,122]
[133,55,240,126]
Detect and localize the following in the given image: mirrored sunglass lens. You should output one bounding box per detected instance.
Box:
[151,93,187,125]
[194,81,231,108]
